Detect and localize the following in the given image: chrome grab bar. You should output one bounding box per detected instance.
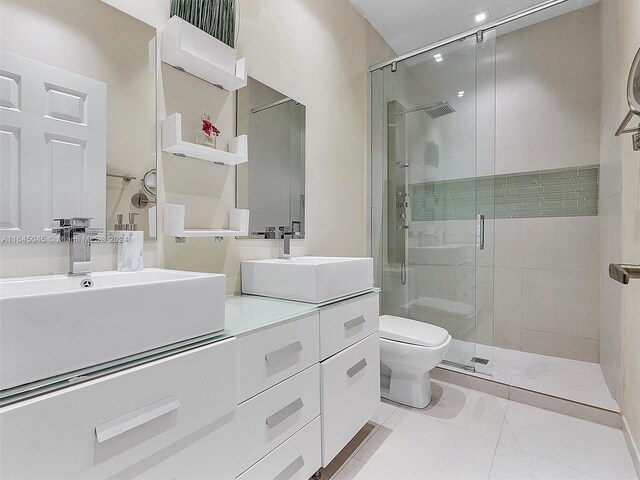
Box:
[609,263,640,284]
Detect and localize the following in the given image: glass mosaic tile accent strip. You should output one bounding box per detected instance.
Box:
[410,166,598,221]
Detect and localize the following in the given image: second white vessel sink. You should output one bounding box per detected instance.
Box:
[0,268,226,390]
[241,256,373,303]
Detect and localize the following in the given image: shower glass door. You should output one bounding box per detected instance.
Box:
[371,31,496,373]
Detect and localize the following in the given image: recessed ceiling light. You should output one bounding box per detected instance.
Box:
[434,53,443,62]
[473,9,490,23]
[458,91,465,97]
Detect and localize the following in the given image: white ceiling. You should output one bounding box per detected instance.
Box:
[350,0,597,57]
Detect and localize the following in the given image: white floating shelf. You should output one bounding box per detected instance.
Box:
[162,113,248,165]
[165,203,250,238]
[160,15,246,91]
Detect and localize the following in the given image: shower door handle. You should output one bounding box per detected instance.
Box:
[478,215,485,250]
[609,263,640,284]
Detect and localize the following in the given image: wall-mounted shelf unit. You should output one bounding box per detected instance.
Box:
[160,15,246,91]
[161,113,248,165]
[165,203,250,239]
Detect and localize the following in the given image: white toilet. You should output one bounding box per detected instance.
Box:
[379,315,452,408]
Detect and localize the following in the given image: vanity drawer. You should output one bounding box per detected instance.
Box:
[0,339,237,480]
[236,364,320,475]
[237,416,321,480]
[237,312,319,403]
[320,293,379,360]
[320,333,380,467]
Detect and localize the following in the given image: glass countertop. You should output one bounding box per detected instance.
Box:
[0,289,379,406]
[225,288,379,336]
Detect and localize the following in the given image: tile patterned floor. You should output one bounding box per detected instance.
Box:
[446,340,619,411]
[321,380,637,480]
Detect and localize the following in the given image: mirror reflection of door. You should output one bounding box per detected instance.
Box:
[0,51,107,239]
[0,0,157,242]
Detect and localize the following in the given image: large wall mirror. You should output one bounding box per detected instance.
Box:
[236,77,306,238]
[0,0,157,243]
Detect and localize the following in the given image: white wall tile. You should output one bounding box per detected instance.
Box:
[495,219,522,268]
[521,217,599,272]
[494,267,522,328]
[495,324,522,350]
[521,329,599,363]
[495,6,600,176]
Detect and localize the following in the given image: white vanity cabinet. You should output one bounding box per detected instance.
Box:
[234,312,321,477]
[236,312,320,403]
[234,292,380,476]
[0,339,238,480]
[319,294,380,467]
[0,291,379,479]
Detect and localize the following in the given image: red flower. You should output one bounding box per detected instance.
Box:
[202,119,221,137]
[202,119,213,136]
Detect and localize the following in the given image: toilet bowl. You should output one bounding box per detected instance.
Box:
[379,315,452,408]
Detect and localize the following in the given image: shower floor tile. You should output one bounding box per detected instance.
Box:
[325,381,637,480]
[445,339,619,411]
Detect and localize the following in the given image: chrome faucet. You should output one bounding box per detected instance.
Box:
[278,225,296,259]
[53,218,102,275]
[250,225,300,259]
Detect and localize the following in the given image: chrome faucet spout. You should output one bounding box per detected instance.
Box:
[281,235,291,259]
[53,217,102,275]
[278,225,296,259]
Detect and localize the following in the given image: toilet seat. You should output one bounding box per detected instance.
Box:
[379,315,449,347]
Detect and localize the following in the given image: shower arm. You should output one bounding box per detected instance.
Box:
[395,101,448,116]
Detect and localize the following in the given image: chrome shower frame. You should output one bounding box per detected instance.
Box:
[368,0,568,72]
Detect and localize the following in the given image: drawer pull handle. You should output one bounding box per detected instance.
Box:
[266,397,304,428]
[274,455,305,480]
[265,341,303,365]
[347,359,368,378]
[344,315,366,330]
[95,395,180,443]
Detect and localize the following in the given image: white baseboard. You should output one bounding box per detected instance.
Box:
[622,415,640,479]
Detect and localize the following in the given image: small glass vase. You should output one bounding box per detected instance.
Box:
[196,129,216,148]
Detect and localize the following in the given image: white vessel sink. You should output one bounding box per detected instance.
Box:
[0,268,226,390]
[241,256,373,303]
[408,244,475,266]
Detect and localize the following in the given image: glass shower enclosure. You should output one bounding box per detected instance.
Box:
[370,31,496,374]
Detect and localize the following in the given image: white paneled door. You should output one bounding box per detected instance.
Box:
[0,51,106,240]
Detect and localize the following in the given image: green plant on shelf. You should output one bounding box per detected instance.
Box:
[170,0,236,48]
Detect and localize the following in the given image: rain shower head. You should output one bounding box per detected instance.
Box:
[425,102,455,119]
[395,101,456,119]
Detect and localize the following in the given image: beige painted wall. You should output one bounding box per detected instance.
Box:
[599,0,640,465]
[0,0,385,295]
[159,0,379,293]
[620,0,640,462]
